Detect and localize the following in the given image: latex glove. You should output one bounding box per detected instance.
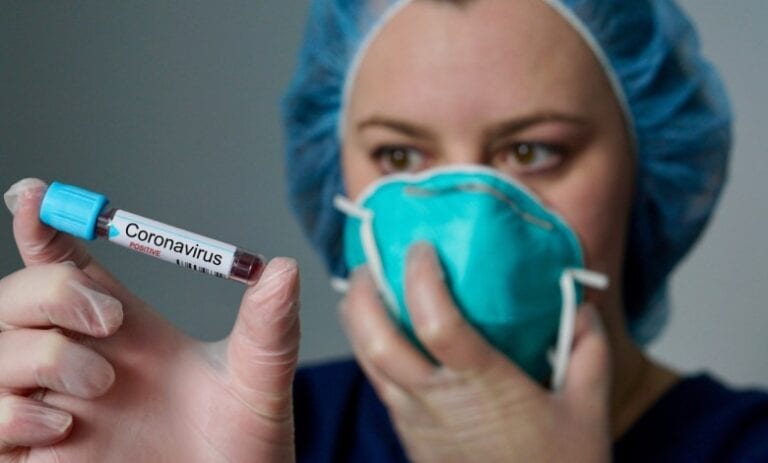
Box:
[339,242,611,463]
[0,178,300,463]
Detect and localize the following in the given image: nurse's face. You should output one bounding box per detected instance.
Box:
[341,0,634,310]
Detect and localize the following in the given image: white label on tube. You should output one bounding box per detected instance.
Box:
[108,210,236,278]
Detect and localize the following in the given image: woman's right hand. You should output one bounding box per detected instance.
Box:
[0,178,301,462]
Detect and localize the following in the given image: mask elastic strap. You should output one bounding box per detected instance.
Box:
[330,277,350,293]
[551,268,609,391]
[333,195,399,310]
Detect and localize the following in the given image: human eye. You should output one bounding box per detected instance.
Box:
[498,142,564,174]
[371,145,427,174]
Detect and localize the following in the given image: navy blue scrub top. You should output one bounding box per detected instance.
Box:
[293,358,768,462]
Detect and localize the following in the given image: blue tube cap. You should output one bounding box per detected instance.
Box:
[39,182,109,240]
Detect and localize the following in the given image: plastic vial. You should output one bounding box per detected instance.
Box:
[39,182,266,284]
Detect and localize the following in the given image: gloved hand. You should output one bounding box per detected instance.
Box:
[339,242,611,462]
[0,178,300,462]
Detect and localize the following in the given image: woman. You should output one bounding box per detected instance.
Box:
[0,0,764,462]
[285,0,766,461]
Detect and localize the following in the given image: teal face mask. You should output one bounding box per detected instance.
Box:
[334,165,608,388]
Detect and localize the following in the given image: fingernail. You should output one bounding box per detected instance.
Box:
[3,178,47,215]
[250,258,299,322]
[407,242,444,280]
[0,397,72,434]
[583,303,604,334]
[19,402,73,434]
[259,258,298,286]
[53,344,116,398]
[68,280,124,337]
[350,265,371,282]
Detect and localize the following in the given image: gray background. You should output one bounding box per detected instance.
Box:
[1,1,766,388]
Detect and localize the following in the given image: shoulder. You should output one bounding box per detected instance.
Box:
[614,373,768,462]
[293,358,408,463]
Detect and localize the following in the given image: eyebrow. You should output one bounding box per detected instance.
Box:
[356,116,435,139]
[356,112,587,141]
[483,113,588,140]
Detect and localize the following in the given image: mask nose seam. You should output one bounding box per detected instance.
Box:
[404,183,554,230]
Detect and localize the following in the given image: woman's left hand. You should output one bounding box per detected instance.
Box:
[339,243,612,463]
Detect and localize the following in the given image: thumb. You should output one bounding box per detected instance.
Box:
[227,257,300,418]
[4,178,133,301]
[563,303,611,419]
[5,178,91,268]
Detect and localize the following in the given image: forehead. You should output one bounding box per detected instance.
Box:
[348,0,612,123]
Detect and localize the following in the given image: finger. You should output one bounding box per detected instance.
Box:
[5,178,133,302]
[0,263,123,337]
[340,266,433,390]
[353,344,427,424]
[0,329,115,398]
[405,242,525,381]
[227,257,301,419]
[563,303,611,417]
[0,394,73,451]
[340,270,436,426]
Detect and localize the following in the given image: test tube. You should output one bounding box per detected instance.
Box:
[39,181,266,284]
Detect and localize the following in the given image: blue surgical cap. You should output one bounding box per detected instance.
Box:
[281,0,732,344]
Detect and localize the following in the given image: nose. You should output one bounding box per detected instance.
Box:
[438,142,492,169]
